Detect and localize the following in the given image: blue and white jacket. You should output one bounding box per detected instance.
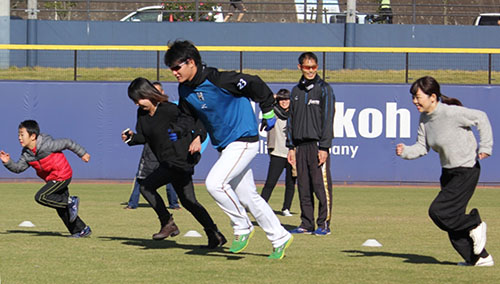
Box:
[178,65,275,150]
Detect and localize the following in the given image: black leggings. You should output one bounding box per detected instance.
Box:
[34,178,86,234]
[260,155,296,211]
[140,163,217,230]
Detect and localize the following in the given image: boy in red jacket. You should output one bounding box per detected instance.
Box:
[0,120,91,238]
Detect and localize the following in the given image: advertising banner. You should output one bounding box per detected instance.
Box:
[0,81,497,184]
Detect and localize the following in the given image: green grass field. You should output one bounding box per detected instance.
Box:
[1,66,499,85]
[0,183,499,283]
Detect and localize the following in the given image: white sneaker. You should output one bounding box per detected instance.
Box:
[475,255,494,267]
[282,209,292,217]
[469,222,487,255]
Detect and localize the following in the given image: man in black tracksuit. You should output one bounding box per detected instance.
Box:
[287,52,335,236]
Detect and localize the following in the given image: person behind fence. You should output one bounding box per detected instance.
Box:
[211,3,224,23]
[396,76,494,267]
[164,40,293,259]
[122,77,226,249]
[0,120,91,238]
[287,52,335,236]
[223,0,247,22]
[260,88,297,217]
[378,0,393,24]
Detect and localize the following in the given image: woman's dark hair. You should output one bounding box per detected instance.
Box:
[128,77,168,104]
[19,120,40,138]
[410,76,462,106]
[164,40,202,68]
[275,88,290,100]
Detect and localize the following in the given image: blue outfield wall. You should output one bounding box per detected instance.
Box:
[9,20,500,71]
[0,81,498,183]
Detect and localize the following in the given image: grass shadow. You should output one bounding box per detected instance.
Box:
[98,235,267,259]
[120,202,152,208]
[342,250,456,265]
[5,229,65,237]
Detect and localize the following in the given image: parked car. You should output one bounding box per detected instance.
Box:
[120,5,216,22]
[120,6,165,22]
[474,13,500,26]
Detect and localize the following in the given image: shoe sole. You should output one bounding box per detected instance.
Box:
[152,229,180,240]
[68,227,91,238]
[314,232,331,236]
[229,229,254,253]
[476,261,494,267]
[290,231,312,234]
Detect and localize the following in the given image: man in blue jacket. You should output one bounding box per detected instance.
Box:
[165,40,293,259]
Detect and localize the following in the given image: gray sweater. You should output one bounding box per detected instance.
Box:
[267,117,288,158]
[401,102,493,169]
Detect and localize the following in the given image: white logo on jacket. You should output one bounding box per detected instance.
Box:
[237,78,247,90]
[308,99,320,105]
[196,92,205,101]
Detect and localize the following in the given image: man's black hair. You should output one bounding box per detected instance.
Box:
[19,120,40,138]
[164,40,202,67]
[298,52,318,65]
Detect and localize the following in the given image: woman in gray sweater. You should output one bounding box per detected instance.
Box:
[396,76,494,267]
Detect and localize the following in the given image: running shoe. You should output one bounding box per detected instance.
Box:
[268,235,294,260]
[229,229,254,253]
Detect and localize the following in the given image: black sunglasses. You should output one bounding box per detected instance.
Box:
[169,60,188,72]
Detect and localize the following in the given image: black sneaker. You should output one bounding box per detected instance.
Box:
[68,226,92,238]
[203,228,227,249]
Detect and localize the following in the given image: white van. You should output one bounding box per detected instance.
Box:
[120,5,217,22]
[120,6,164,22]
[474,13,500,26]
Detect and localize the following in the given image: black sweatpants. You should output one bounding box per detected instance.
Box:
[260,155,297,211]
[429,162,488,264]
[140,163,217,230]
[34,178,86,234]
[295,142,332,231]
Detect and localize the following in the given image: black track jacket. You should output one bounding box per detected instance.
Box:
[286,75,335,151]
[127,102,206,172]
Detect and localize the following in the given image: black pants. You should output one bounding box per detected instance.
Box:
[34,178,86,234]
[296,143,332,231]
[140,163,217,230]
[429,162,487,263]
[260,155,296,211]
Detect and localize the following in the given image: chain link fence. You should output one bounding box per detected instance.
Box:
[10,0,500,25]
[1,45,499,84]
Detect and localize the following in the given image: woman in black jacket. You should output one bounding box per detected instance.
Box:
[122,77,226,248]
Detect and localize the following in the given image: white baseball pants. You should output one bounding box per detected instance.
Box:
[205,141,291,248]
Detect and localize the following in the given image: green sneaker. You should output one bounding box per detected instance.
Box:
[268,235,294,260]
[229,229,254,253]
